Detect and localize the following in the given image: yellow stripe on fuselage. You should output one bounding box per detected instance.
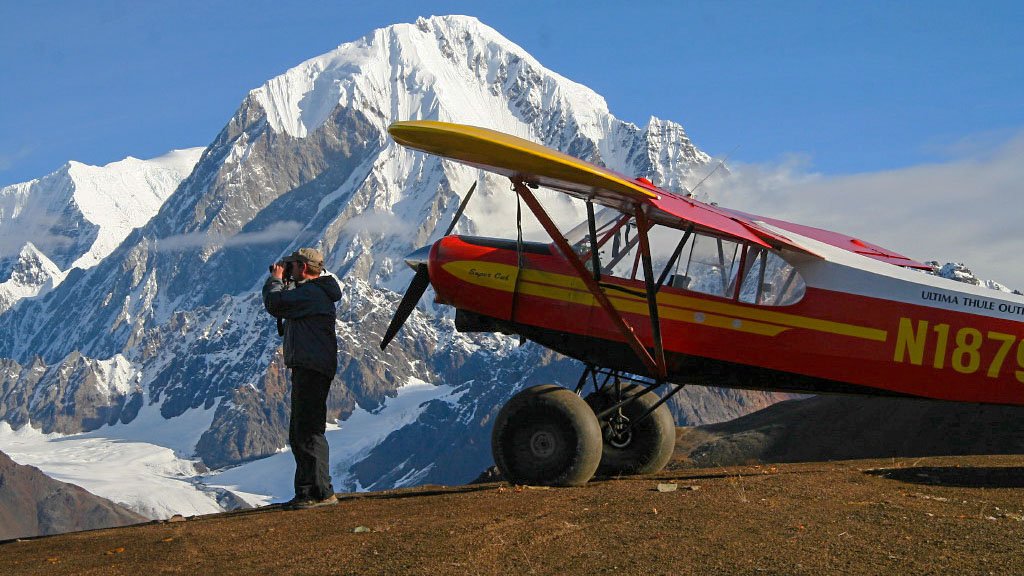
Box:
[441,260,888,342]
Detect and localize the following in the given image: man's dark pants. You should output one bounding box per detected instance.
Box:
[289,367,334,500]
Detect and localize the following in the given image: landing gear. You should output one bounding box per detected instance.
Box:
[491,372,680,486]
[491,384,602,487]
[585,384,676,476]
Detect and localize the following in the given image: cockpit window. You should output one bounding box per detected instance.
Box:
[563,209,805,306]
[566,207,622,255]
[677,234,742,298]
[566,207,638,276]
[672,233,805,305]
[736,246,806,306]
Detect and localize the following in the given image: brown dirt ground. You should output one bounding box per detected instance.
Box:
[3,454,1024,575]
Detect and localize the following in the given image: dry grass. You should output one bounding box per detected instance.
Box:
[4,454,1024,575]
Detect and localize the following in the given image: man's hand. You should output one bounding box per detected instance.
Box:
[270,263,285,280]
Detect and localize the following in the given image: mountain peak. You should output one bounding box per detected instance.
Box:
[13,241,62,283]
[249,15,610,140]
[0,241,64,313]
[0,149,202,275]
[927,261,1015,293]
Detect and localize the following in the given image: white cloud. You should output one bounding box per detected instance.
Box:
[342,210,404,236]
[0,145,34,173]
[700,132,1024,291]
[0,214,72,260]
[155,221,304,252]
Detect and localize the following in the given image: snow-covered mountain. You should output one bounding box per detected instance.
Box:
[927,261,1022,294]
[0,149,203,310]
[0,243,64,313]
[0,16,792,517]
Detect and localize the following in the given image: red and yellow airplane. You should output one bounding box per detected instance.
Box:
[380,120,1024,486]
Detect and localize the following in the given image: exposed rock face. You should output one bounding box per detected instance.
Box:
[0,16,787,494]
[0,243,64,314]
[193,351,292,469]
[668,386,794,426]
[0,354,141,434]
[0,450,147,540]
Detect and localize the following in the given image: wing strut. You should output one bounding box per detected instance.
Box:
[586,200,601,282]
[635,206,667,377]
[512,179,666,379]
[656,224,693,291]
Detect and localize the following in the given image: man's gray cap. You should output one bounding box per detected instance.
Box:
[282,247,324,267]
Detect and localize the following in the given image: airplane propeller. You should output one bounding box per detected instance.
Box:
[380,181,477,350]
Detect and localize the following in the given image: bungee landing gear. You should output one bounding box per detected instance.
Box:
[491,371,678,486]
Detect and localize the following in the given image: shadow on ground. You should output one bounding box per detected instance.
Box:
[865,466,1024,488]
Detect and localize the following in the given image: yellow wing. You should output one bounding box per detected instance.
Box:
[388,120,776,248]
[388,121,657,206]
[389,120,936,267]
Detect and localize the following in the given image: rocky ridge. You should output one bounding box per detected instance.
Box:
[0,243,64,314]
[0,449,146,540]
[679,394,1024,468]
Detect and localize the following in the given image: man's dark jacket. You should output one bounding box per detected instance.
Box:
[262,275,342,377]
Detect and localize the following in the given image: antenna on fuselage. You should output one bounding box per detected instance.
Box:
[687,144,739,203]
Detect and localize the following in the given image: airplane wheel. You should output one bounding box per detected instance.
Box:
[491,384,602,487]
[585,384,676,476]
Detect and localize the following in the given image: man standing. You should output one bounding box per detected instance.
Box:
[263,247,342,509]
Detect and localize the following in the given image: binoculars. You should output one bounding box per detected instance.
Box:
[269,261,298,282]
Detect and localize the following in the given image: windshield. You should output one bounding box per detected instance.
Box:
[563,208,805,306]
[566,207,623,254]
[565,207,637,274]
[735,246,806,306]
[673,234,805,305]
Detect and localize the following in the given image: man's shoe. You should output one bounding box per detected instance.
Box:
[287,493,338,510]
[280,496,308,510]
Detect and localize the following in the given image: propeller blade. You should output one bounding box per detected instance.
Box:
[443,181,477,237]
[380,180,475,351]
[379,264,431,350]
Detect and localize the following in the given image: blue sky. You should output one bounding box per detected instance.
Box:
[2,0,1022,187]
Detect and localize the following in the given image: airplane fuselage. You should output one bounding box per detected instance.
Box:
[428,233,1024,406]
